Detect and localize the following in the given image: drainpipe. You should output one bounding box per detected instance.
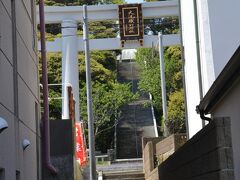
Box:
[39,0,58,175]
[178,0,189,139]
[196,106,212,122]
[193,0,205,127]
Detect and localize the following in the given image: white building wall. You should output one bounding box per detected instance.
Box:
[180,0,202,137]
[196,0,215,95]
[181,0,240,137]
[0,0,40,180]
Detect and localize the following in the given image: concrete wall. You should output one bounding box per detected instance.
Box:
[143,134,186,180]
[155,117,234,180]
[0,0,39,179]
[155,134,186,165]
[211,82,240,179]
[144,141,154,177]
[43,120,78,180]
[43,120,74,180]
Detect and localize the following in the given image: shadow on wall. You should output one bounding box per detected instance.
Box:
[42,120,83,180]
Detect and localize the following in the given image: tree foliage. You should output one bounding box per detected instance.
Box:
[37,0,124,6]
[80,83,138,135]
[135,48,162,116]
[135,46,185,135]
[134,3,185,135]
[144,17,179,35]
[167,89,185,134]
[165,46,182,93]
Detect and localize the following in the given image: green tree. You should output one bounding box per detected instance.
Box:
[135,46,185,135]
[135,48,164,132]
[80,83,138,152]
[165,46,182,92]
[48,89,62,120]
[136,50,160,98]
[79,52,115,85]
[144,17,179,35]
[167,89,185,134]
[38,53,62,120]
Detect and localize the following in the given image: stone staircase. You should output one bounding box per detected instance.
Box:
[97,158,144,180]
[116,60,156,159]
[102,170,145,180]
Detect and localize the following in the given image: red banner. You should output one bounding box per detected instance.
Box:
[75,123,87,166]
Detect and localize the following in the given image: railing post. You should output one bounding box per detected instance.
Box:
[158,32,169,137]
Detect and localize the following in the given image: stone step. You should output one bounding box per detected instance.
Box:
[103,170,144,180]
[111,158,143,165]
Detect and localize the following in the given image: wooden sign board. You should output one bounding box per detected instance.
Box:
[118,4,144,47]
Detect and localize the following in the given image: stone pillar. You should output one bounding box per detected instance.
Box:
[61,19,80,121]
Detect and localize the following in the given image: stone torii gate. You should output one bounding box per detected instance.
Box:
[37,1,180,179]
[37,0,180,124]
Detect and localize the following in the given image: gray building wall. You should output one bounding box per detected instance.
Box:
[207,0,240,77]
[211,82,240,179]
[0,0,40,179]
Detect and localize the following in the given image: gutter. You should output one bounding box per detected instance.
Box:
[196,105,212,122]
[39,0,58,175]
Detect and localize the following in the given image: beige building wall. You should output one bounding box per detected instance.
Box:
[0,0,40,180]
[211,82,240,179]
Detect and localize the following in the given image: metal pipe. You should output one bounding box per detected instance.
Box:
[39,0,58,175]
[149,93,159,137]
[158,32,169,137]
[193,0,205,127]
[83,5,97,180]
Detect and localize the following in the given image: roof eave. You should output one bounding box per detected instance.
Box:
[198,45,240,114]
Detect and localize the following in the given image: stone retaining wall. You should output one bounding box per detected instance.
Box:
[144,117,234,180]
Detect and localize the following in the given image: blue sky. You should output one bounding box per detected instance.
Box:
[125,0,144,4]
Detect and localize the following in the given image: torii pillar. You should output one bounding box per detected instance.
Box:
[61,19,80,121]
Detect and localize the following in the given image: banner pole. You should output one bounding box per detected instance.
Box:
[83,4,97,180]
[158,32,169,137]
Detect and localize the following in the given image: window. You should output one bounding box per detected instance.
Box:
[16,170,20,180]
[30,0,37,51]
[35,102,40,180]
[0,168,5,180]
